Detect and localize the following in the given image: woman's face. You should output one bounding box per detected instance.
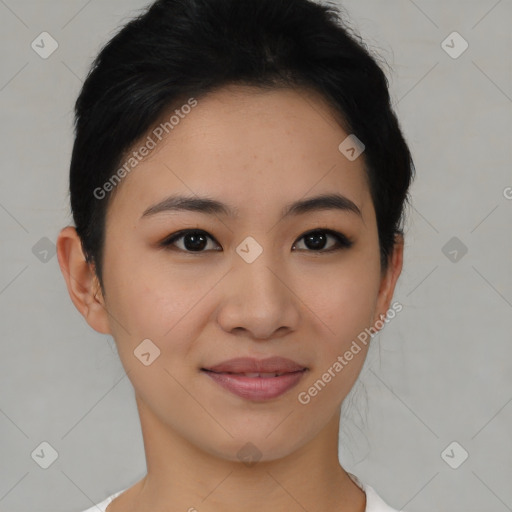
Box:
[71,85,402,462]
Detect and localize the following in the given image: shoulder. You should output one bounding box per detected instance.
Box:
[348,473,404,512]
[80,488,127,512]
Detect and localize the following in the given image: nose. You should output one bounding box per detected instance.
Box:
[215,253,301,341]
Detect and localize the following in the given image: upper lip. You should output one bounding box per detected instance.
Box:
[202,357,307,374]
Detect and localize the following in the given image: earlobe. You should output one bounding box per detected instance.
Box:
[56,226,111,334]
[373,233,404,327]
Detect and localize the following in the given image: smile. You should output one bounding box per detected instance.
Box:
[201,369,308,401]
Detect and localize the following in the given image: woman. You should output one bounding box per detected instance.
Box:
[57,0,414,510]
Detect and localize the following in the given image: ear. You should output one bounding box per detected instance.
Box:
[372,233,404,328]
[56,226,111,334]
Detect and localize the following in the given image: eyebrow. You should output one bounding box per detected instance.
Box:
[140,193,362,220]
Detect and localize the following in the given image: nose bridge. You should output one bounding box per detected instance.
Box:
[239,250,283,298]
[216,239,300,338]
[235,241,288,308]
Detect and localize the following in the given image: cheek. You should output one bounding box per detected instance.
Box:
[102,252,219,374]
[295,267,379,411]
[303,255,381,343]
[327,273,379,339]
[102,264,202,411]
[297,254,381,404]
[103,239,187,329]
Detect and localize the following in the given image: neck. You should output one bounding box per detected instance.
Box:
[116,394,366,512]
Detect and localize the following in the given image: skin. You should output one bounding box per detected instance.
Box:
[57,84,403,512]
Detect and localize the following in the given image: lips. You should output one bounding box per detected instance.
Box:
[202,356,307,375]
[201,356,308,401]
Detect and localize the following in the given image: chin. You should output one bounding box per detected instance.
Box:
[192,425,312,465]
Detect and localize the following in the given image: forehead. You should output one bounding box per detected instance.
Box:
[106,84,372,224]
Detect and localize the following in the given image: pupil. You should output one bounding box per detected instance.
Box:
[185,232,207,251]
[305,232,326,250]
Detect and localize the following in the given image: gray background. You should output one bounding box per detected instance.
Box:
[0,0,510,510]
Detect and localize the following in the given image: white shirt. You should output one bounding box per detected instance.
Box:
[81,473,402,511]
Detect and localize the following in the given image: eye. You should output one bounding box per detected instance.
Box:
[160,228,353,253]
[292,229,353,253]
[160,229,221,252]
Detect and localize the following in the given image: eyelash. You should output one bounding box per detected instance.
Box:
[160,228,353,254]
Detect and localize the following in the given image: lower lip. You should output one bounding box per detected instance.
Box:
[202,369,307,401]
